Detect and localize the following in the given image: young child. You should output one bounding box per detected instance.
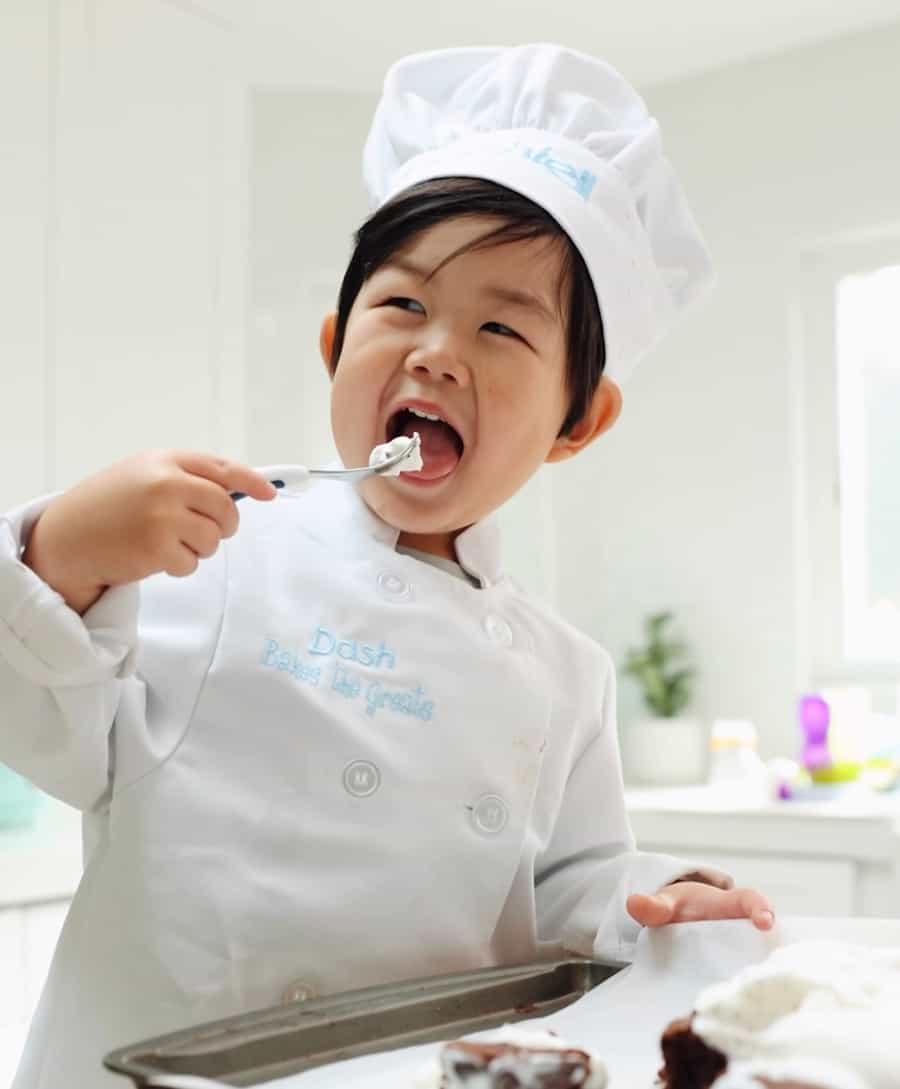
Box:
[0,44,773,1089]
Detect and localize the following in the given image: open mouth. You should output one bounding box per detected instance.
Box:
[386,406,464,481]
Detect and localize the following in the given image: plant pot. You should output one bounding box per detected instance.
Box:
[622,715,707,786]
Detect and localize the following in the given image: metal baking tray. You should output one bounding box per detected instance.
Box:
[105,956,626,1088]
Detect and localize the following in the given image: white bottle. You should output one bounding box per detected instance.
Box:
[707,719,771,804]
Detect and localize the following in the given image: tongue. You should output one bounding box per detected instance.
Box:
[399,418,461,480]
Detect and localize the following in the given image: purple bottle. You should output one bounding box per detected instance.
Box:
[798,694,831,772]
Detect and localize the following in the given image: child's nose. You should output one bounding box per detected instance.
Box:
[403,337,470,388]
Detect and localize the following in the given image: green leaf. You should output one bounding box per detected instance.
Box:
[623,650,649,675]
[658,640,688,660]
[622,611,695,719]
[665,670,694,717]
[647,612,672,637]
[641,667,667,709]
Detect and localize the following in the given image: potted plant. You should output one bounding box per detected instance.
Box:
[620,611,706,785]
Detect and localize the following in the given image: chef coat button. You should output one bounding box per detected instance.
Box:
[483,613,513,647]
[343,759,381,798]
[471,794,508,836]
[377,571,411,601]
[281,980,316,1005]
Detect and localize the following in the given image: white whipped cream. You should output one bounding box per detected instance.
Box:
[713,1056,868,1089]
[692,940,900,1088]
[414,1024,607,1089]
[368,433,423,476]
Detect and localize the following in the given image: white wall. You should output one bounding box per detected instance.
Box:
[1,2,50,510]
[247,90,371,471]
[554,25,900,755]
[0,0,249,512]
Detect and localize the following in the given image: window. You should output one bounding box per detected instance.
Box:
[836,265,900,662]
[793,235,900,693]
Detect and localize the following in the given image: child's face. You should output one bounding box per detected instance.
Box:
[321,215,619,544]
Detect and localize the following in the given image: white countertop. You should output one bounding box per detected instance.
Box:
[626,781,900,820]
[0,796,82,909]
[625,782,900,862]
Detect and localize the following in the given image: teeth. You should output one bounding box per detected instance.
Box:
[409,407,442,422]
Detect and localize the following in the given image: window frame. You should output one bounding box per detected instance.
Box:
[791,232,900,690]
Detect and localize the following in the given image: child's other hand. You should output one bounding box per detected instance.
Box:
[626,881,775,931]
[23,450,278,614]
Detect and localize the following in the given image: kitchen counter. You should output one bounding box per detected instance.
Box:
[625,783,900,915]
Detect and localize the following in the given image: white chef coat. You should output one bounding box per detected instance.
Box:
[0,480,723,1089]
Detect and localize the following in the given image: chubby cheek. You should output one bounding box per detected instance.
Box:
[473,430,548,502]
[462,431,548,520]
[478,379,561,469]
[329,370,376,467]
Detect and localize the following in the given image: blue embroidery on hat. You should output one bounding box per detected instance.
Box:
[511,144,597,199]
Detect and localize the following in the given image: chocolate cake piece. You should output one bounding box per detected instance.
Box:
[440,1035,599,1089]
[657,1015,838,1089]
[658,1014,727,1089]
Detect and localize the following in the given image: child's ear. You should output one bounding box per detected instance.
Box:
[546,377,622,463]
[319,312,338,377]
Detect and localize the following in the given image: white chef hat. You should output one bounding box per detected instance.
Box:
[363,44,714,383]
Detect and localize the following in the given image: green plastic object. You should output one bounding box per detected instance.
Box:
[0,765,42,829]
[809,761,862,784]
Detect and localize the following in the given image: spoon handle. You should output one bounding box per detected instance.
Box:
[230,465,310,501]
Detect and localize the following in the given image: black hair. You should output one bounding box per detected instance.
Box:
[330,177,606,436]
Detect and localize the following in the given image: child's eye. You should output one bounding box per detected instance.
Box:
[383,297,426,315]
[482,321,522,341]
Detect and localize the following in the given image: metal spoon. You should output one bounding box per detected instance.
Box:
[230,433,421,501]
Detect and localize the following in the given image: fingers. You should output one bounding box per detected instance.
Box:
[681,867,734,892]
[162,512,225,578]
[626,892,676,928]
[162,540,202,579]
[174,452,279,540]
[751,906,776,930]
[180,510,224,560]
[142,452,277,578]
[175,451,278,504]
[183,477,242,539]
[627,884,776,931]
[738,888,775,930]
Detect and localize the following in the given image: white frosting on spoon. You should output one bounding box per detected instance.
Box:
[368,433,423,476]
